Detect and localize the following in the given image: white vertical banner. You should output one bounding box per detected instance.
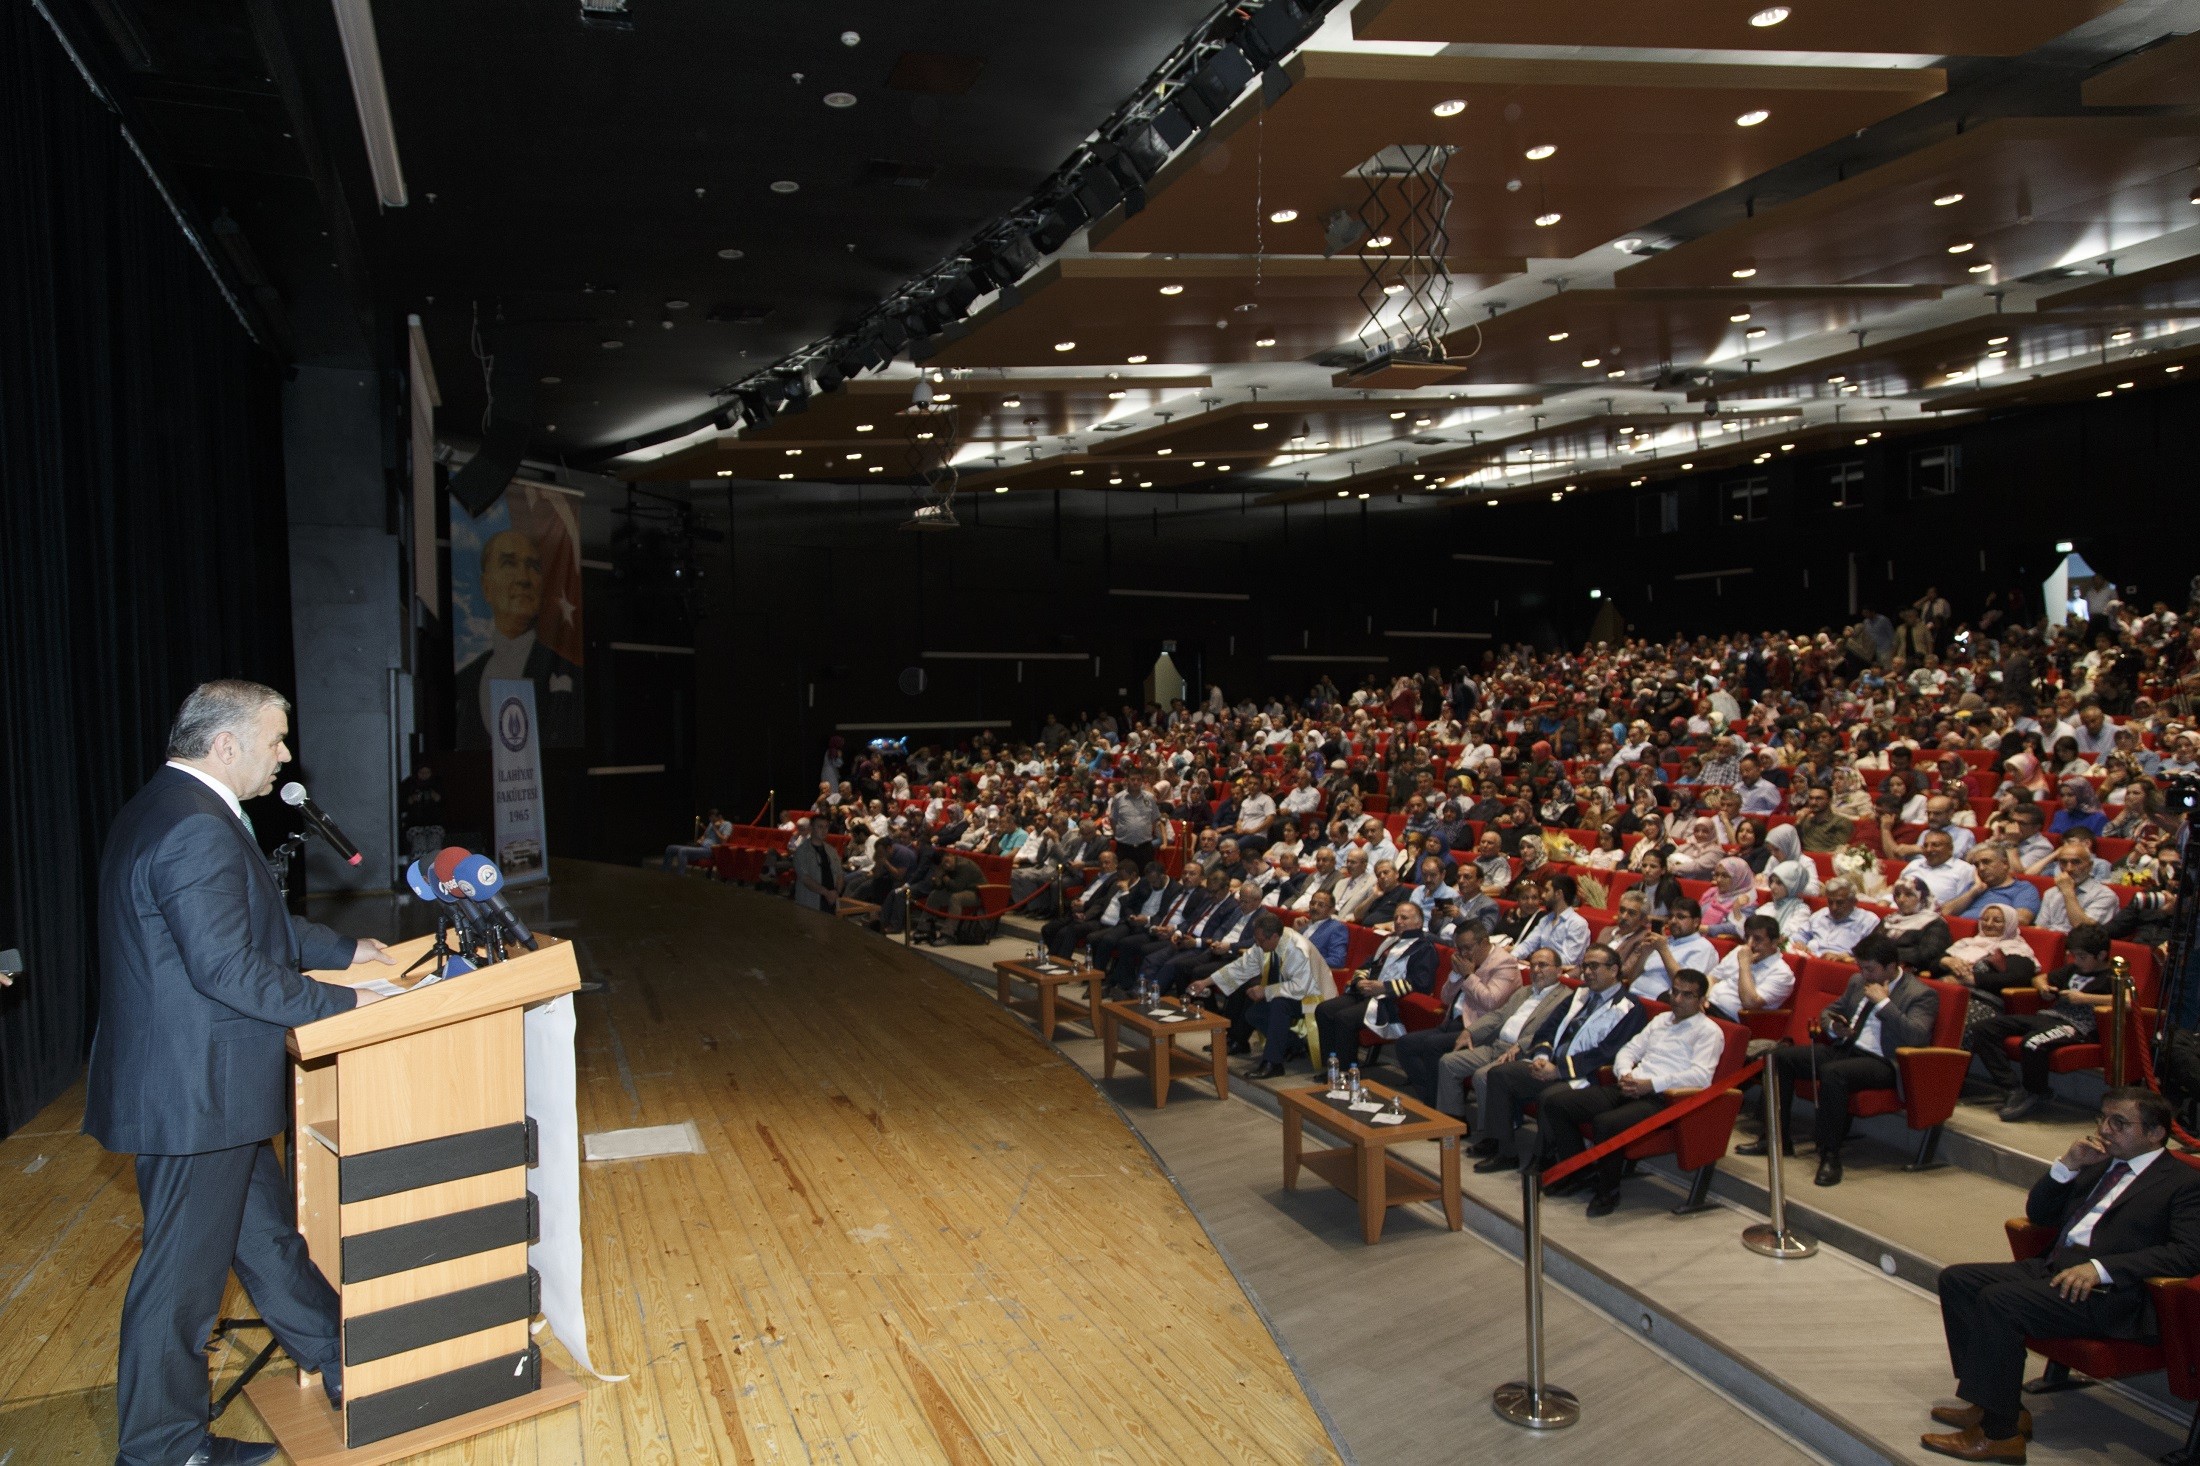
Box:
[525,993,622,1381]
[489,677,549,886]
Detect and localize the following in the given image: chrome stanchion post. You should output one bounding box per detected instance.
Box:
[2109,956,2132,1087]
[1743,1063,1817,1259]
[1494,1166,1581,1429]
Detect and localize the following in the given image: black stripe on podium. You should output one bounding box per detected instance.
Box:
[343,1268,540,1366]
[340,1119,537,1204]
[345,1343,541,1449]
[342,1194,538,1283]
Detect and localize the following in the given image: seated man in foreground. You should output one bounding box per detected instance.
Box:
[1927,1087,2200,1463]
[1186,912,1330,1078]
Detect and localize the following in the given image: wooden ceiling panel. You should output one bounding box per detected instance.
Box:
[2082,32,2200,108]
[923,255,1523,372]
[1352,0,2126,58]
[1616,118,2200,291]
[1091,52,1943,261]
[1428,285,1940,386]
[2039,250,2200,312]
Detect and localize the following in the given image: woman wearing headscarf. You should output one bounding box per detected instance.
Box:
[1761,823,1821,892]
[1762,860,1816,942]
[1830,765,1874,821]
[1668,817,1726,879]
[1881,876,1952,974]
[1700,856,1759,937]
[2050,776,2107,838]
[1941,903,2040,999]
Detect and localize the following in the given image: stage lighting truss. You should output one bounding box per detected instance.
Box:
[905,394,961,520]
[1352,146,1455,365]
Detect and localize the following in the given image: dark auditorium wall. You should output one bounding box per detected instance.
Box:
[0,5,298,1136]
[658,376,2195,822]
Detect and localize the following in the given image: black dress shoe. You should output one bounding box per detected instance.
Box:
[1473,1153,1518,1175]
[1735,1137,1795,1159]
[323,1360,344,1409]
[183,1437,281,1466]
[1468,1138,1499,1159]
[1245,1062,1287,1080]
[1543,1172,1589,1198]
[1585,1189,1622,1218]
[1226,1038,1253,1056]
[1815,1151,1844,1187]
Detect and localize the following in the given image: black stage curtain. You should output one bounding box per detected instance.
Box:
[0,4,296,1137]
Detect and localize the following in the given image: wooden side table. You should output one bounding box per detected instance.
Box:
[1098,997,1229,1108]
[1278,1080,1466,1244]
[992,958,1105,1042]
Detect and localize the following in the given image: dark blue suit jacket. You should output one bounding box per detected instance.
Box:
[84,766,360,1156]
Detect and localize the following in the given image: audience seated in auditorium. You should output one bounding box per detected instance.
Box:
[1472,944,1646,1175]
[1312,901,1439,1071]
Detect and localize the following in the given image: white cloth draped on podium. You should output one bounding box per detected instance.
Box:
[524,993,624,1380]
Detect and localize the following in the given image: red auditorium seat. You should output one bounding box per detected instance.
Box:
[2001,941,2160,1080]
[1618,1015,1752,1213]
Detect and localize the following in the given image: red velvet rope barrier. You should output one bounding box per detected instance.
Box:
[1537,1056,1767,1189]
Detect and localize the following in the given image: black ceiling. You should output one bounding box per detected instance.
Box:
[48,0,1223,455]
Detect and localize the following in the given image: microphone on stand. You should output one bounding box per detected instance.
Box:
[444,849,540,951]
[280,782,362,865]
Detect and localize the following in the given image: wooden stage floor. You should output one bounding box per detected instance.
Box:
[0,862,1341,1464]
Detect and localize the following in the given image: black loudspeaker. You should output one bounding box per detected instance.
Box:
[448,419,527,516]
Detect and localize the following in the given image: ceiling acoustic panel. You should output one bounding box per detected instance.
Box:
[1429,285,1941,387]
[923,255,1524,372]
[1351,0,2128,58]
[1617,117,2200,292]
[2081,32,2200,108]
[1090,52,1944,262]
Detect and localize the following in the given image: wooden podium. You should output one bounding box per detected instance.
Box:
[242,932,588,1464]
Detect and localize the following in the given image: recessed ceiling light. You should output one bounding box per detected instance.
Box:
[823,92,857,108]
[1070,469,1085,476]
[1218,464,1232,471]
[1156,447,1173,456]
[845,452,862,460]
[1607,368,1626,378]
[1336,489,1350,498]
[1550,491,1564,501]
[2111,329,2134,342]
[540,375,561,384]
[855,423,875,432]
[1869,431,1881,438]
[1125,354,1149,365]
[993,485,1009,493]
[1001,398,1020,408]
[1986,348,2008,358]
[1581,357,1601,368]
[2098,389,2115,397]
[1779,443,1795,451]
[2168,364,2186,373]
[1682,461,1695,470]
[868,465,883,473]
[1368,234,1394,248]
[915,431,935,440]
[1947,241,1975,254]
[1736,109,1770,127]
[1054,340,1076,351]
[1750,5,1791,25]
[1934,192,1965,207]
[1730,312,1752,323]
[770,180,799,193]
[1535,212,1562,227]
[1967,262,1993,273]
[1988,336,2009,346]
[934,393,951,402]
[1432,99,1467,117]
[1731,267,1757,279]
[1107,390,1126,399]
[1109,476,1124,484]
[1414,417,1433,427]
[778,472,794,479]
[1382,282,1406,295]
[1548,331,1570,342]
[1614,238,1643,252]
[1253,421,1270,430]
[1192,460,1205,467]
[785,448,802,455]
[716,469,732,477]
[2117,380,2136,389]
[717,247,745,259]
[1854,437,1869,447]
[1525,144,1556,161]
[1745,327,1766,338]
[1357,492,1371,500]
[1389,410,1407,419]
[1255,336,1277,346]
[1269,208,1299,223]
[1158,284,1184,296]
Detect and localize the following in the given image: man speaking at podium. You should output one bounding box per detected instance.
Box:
[84,680,394,1466]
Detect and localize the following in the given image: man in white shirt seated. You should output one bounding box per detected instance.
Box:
[1901,830,1979,908]
[1705,915,1796,1022]
[1513,873,1592,968]
[1280,770,1323,820]
[1328,848,1376,924]
[1421,947,1573,1118]
[1625,898,1718,999]
[1789,877,1882,963]
[2038,842,2119,932]
[1538,968,1726,1217]
[1187,912,1330,1079]
[1408,854,1458,918]
[1235,776,1279,855]
[1471,829,1513,894]
[1734,755,1783,816]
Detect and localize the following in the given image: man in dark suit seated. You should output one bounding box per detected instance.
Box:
[1472,944,1648,1175]
[85,681,393,1466]
[1040,850,1120,955]
[1925,1087,2200,1462]
[1152,881,1267,1005]
[1114,867,1230,993]
[1312,900,1439,1071]
[1085,862,1177,980]
[1742,932,1937,1187]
